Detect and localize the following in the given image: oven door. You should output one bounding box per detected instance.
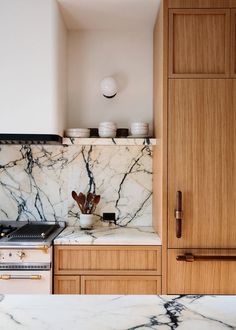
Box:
[0,270,52,294]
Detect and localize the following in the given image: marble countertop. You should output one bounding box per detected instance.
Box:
[53,226,161,245]
[1,295,236,330]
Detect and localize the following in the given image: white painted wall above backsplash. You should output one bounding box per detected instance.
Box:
[67,29,153,133]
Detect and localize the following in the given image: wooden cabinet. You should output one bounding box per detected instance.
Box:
[54,246,162,294]
[54,276,80,294]
[168,249,236,294]
[232,10,236,76]
[81,276,161,295]
[169,0,236,9]
[54,246,161,275]
[153,0,236,293]
[168,79,236,248]
[169,9,230,77]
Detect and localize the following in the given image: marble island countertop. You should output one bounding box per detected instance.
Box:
[53,226,161,245]
[1,295,236,330]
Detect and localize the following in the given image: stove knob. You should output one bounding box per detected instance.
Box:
[17,251,26,260]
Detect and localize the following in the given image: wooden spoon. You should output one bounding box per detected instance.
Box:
[85,192,94,214]
[90,195,101,214]
[71,191,83,213]
[77,192,86,213]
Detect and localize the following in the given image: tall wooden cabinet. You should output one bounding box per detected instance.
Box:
[154,0,236,294]
[168,79,236,248]
[232,10,236,76]
[169,9,230,77]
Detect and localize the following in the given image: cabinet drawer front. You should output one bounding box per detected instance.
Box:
[81,276,161,295]
[54,276,80,294]
[169,9,230,77]
[168,249,236,294]
[54,246,161,275]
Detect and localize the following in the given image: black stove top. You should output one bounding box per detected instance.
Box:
[0,224,17,238]
[8,223,59,240]
[0,221,65,247]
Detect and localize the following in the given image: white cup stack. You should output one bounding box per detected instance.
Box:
[130,122,149,137]
[65,128,90,138]
[99,122,117,138]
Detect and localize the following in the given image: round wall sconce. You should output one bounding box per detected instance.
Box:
[100,77,118,98]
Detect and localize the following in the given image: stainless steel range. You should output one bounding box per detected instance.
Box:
[0,221,65,294]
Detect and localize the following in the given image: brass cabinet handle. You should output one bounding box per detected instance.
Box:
[176,253,236,262]
[0,275,42,280]
[175,191,182,238]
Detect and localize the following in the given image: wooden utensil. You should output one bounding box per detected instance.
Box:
[90,195,101,214]
[77,193,86,213]
[71,191,83,213]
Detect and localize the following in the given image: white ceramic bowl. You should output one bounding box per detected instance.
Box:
[131,122,148,127]
[131,128,149,135]
[65,128,90,138]
[66,133,90,138]
[99,122,117,129]
[99,130,116,138]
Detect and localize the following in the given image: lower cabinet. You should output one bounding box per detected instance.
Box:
[54,246,162,294]
[81,276,161,294]
[168,249,236,294]
[54,276,80,294]
[54,275,161,294]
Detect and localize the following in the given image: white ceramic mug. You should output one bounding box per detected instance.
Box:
[80,214,95,229]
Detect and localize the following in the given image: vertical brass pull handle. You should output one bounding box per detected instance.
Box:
[175,191,182,238]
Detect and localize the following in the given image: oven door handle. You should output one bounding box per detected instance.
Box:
[0,274,42,280]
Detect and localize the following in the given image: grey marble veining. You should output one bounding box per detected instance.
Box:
[0,295,236,330]
[54,226,161,245]
[0,144,153,226]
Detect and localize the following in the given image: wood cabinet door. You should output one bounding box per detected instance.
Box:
[169,9,230,77]
[54,246,161,275]
[168,79,236,248]
[232,10,236,76]
[54,276,80,294]
[168,249,236,294]
[81,276,161,295]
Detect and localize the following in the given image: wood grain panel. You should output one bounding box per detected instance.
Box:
[232,10,236,76]
[169,9,230,77]
[168,249,236,294]
[54,276,80,294]
[54,246,161,275]
[81,276,161,295]
[168,79,236,248]
[169,0,236,8]
[153,0,169,294]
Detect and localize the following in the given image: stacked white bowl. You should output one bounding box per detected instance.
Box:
[65,128,90,138]
[99,122,117,138]
[130,122,149,137]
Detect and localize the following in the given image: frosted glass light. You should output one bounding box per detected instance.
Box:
[100,77,118,98]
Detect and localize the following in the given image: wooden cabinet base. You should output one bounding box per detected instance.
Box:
[54,276,80,294]
[81,276,161,295]
[54,275,161,295]
[168,249,236,294]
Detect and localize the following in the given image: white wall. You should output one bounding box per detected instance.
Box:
[0,0,67,135]
[67,30,153,133]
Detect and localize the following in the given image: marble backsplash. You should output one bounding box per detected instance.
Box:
[0,144,153,227]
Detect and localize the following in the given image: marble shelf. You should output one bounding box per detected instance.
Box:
[1,295,236,330]
[53,226,161,245]
[62,137,159,146]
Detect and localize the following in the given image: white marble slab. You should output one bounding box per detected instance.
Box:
[0,145,153,227]
[1,295,236,330]
[63,137,159,146]
[54,226,162,245]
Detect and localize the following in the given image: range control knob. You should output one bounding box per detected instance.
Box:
[17,251,26,260]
